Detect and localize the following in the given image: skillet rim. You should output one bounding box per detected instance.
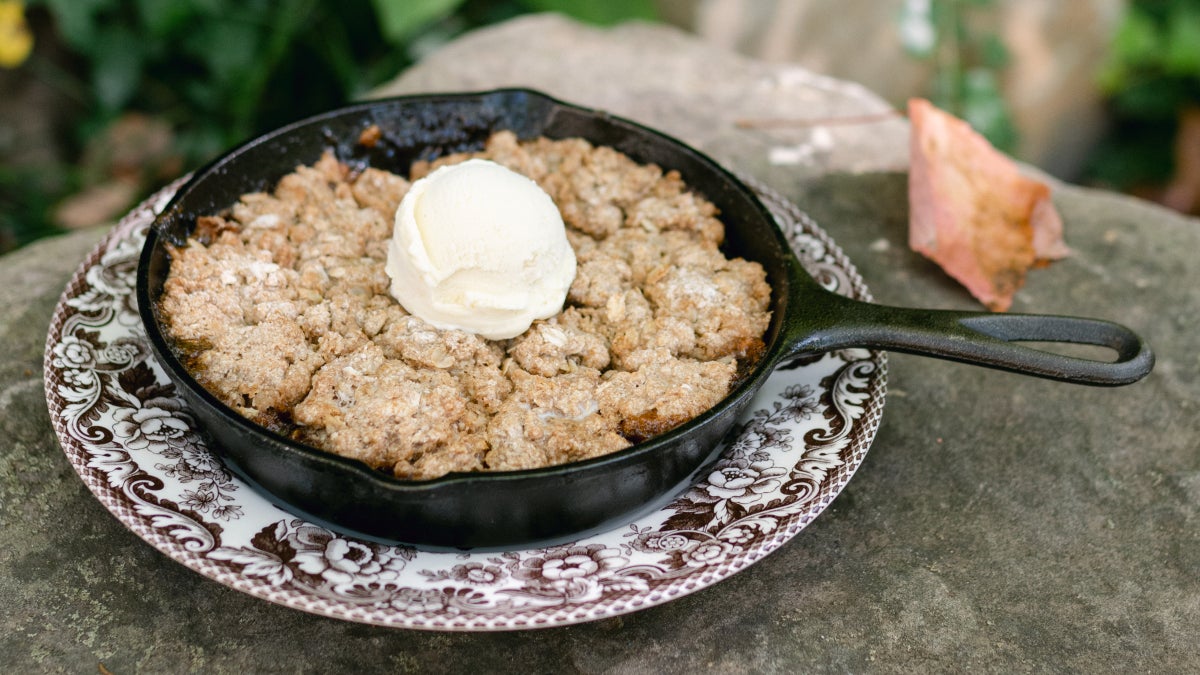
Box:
[135,86,793,494]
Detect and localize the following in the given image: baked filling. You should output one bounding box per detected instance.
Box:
[160,131,771,480]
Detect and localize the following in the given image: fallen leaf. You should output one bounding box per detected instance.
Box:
[907,98,1069,311]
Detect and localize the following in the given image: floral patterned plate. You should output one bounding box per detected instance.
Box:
[45,179,886,631]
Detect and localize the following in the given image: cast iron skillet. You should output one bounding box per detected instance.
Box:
[137,88,1154,549]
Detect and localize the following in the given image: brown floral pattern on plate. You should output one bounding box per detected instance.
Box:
[44,177,886,631]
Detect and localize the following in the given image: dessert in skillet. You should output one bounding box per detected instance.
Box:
[159,131,771,479]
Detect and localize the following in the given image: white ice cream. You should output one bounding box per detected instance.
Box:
[385,159,577,340]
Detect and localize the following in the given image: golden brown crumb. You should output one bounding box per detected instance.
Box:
[358,123,383,148]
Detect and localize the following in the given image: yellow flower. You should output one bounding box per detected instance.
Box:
[0,1,33,68]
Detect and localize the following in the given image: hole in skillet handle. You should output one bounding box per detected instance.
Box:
[136,88,800,549]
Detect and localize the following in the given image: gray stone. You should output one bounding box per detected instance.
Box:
[660,0,1122,180]
[4,15,1197,673]
[371,14,910,180]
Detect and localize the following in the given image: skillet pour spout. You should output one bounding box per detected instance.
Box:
[136,88,1153,550]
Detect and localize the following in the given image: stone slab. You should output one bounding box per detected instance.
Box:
[3,14,1197,674]
[372,14,911,180]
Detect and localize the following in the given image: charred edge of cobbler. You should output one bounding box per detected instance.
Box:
[618,410,690,445]
[254,407,299,439]
[731,336,768,389]
[192,214,240,245]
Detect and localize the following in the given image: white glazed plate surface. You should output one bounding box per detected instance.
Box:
[44,179,886,631]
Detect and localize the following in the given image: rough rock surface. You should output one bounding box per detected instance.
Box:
[372,15,910,180]
[4,15,1197,673]
[662,0,1122,179]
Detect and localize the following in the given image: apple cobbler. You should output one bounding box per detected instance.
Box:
[159,131,771,479]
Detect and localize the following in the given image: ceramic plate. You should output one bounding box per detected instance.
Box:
[45,178,886,631]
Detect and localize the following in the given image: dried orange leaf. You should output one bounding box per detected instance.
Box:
[907,98,1068,311]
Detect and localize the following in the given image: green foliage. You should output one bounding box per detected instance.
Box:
[372,0,466,44]
[1089,0,1200,191]
[960,67,1017,152]
[1165,3,1200,74]
[30,0,378,160]
[26,0,660,167]
[1098,1,1200,119]
[901,0,1018,153]
[1086,122,1175,189]
[521,0,656,25]
[4,0,657,253]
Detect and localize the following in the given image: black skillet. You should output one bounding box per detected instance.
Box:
[137,89,1153,549]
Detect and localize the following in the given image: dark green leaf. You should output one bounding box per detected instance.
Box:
[370,0,466,44]
[91,27,144,111]
[41,0,115,52]
[1084,123,1175,190]
[518,0,657,25]
[1110,74,1193,119]
[184,19,262,87]
[1165,2,1200,76]
[175,125,227,165]
[134,0,194,37]
[1111,7,1161,69]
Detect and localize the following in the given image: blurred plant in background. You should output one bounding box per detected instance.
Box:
[0,0,655,254]
[898,0,1017,153]
[4,0,1200,256]
[1090,0,1200,212]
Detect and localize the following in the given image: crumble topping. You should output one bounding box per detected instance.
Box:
[160,131,771,479]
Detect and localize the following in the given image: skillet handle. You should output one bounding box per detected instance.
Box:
[783,288,1154,386]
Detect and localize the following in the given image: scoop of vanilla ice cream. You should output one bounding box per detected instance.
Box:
[385,158,577,340]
